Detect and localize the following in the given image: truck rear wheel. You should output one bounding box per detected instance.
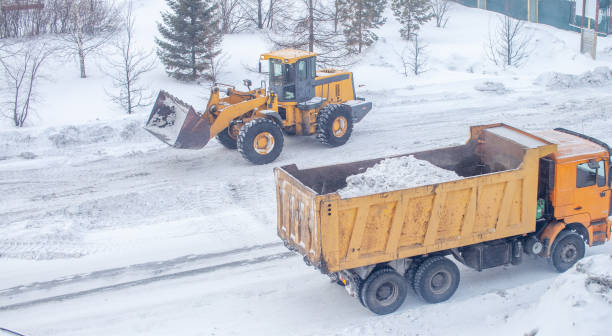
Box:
[316,104,353,147]
[551,231,585,273]
[360,268,407,315]
[413,256,460,304]
[237,118,284,165]
[216,126,238,149]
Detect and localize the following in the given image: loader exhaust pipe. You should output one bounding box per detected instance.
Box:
[144,91,212,150]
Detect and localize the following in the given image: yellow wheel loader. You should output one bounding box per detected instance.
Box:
[145,49,372,165]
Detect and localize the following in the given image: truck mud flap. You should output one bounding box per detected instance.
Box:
[145,91,211,149]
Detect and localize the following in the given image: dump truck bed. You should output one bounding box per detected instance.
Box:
[275,124,557,273]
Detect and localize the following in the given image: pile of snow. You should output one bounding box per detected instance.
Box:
[474,81,509,94]
[535,66,612,89]
[338,155,460,198]
[506,255,612,336]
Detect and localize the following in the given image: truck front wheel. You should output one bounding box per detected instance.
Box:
[413,256,460,304]
[237,118,284,165]
[360,268,407,315]
[551,231,585,273]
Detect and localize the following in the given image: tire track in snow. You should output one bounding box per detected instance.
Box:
[0,249,295,311]
[0,242,284,298]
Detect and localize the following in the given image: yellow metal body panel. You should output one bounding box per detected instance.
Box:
[276,124,558,273]
[261,49,317,64]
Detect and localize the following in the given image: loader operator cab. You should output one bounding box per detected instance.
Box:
[261,49,317,103]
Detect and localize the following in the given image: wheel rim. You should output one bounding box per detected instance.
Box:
[429,270,452,295]
[332,116,348,137]
[253,132,275,155]
[228,125,240,139]
[375,281,399,306]
[560,243,578,263]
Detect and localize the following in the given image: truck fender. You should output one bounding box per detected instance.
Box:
[539,221,566,258]
[259,110,284,126]
[541,221,590,257]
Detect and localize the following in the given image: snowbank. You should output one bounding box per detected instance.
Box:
[338,156,460,198]
[507,254,612,336]
[535,66,612,89]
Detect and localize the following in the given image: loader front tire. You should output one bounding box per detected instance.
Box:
[216,127,238,149]
[413,256,460,304]
[360,268,407,315]
[237,118,284,165]
[316,104,353,147]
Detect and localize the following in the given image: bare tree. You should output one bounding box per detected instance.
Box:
[208,52,229,83]
[0,39,53,127]
[486,15,532,68]
[218,0,250,33]
[397,34,427,76]
[103,0,154,114]
[430,0,450,28]
[267,0,352,66]
[59,0,120,78]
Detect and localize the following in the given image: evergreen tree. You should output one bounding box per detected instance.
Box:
[156,0,222,81]
[339,0,387,54]
[391,0,432,40]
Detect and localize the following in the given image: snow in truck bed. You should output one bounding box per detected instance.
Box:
[338,155,460,198]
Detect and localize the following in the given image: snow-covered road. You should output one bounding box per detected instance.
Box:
[2,77,612,335]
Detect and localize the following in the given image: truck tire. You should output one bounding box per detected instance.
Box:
[316,104,353,147]
[405,258,424,293]
[551,231,585,273]
[237,118,284,165]
[360,268,407,315]
[216,127,237,149]
[413,256,460,304]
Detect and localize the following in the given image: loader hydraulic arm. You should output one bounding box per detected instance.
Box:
[207,95,268,138]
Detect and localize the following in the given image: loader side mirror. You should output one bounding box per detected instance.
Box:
[243,79,252,91]
[588,159,599,170]
[258,61,262,73]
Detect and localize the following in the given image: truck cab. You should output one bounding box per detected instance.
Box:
[535,128,612,251]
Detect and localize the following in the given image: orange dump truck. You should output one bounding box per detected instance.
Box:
[275,124,611,315]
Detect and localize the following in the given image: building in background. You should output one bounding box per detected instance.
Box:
[455,0,612,35]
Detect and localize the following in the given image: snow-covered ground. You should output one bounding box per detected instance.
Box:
[1,2,612,335]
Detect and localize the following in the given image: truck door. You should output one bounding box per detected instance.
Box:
[572,159,610,221]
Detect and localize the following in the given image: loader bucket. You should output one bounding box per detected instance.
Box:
[145,91,211,149]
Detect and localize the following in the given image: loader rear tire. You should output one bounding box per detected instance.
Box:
[216,127,238,149]
[237,118,284,165]
[316,104,353,147]
[413,256,460,304]
[360,268,407,315]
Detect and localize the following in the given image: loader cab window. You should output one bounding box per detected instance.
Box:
[269,59,295,101]
[297,60,307,81]
[577,160,606,188]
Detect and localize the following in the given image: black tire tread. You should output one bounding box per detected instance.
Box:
[413,256,460,303]
[551,231,585,273]
[316,104,353,147]
[360,268,407,315]
[216,127,237,149]
[237,118,284,165]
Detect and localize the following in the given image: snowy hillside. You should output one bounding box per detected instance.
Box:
[1,1,612,335]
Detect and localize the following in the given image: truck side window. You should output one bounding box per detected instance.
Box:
[576,162,597,188]
[597,160,606,187]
